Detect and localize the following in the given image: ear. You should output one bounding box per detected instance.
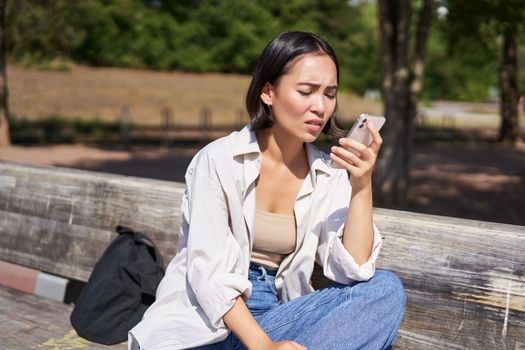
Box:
[260,82,274,106]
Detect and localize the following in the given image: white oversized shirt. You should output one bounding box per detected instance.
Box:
[129,124,382,349]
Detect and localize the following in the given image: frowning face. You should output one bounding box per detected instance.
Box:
[260,53,338,143]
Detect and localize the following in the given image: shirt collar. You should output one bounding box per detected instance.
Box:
[233,123,336,176]
[232,124,260,157]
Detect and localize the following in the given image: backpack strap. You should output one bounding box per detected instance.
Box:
[117,226,154,246]
[116,225,134,235]
[115,225,164,266]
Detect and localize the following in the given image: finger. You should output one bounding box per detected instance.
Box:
[334,146,364,165]
[338,137,367,155]
[340,142,375,162]
[358,146,375,161]
[331,146,363,167]
[330,151,360,174]
[366,122,383,153]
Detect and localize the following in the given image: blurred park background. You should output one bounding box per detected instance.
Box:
[0,0,524,225]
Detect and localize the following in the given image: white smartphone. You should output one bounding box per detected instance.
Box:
[345,113,386,146]
[331,113,386,168]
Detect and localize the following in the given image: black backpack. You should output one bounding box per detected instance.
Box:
[70,225,165,345]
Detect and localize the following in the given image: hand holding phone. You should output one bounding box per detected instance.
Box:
[331,113,385,168]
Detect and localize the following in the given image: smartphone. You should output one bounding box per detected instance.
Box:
[331,113,385,168]
[345,113,386,146]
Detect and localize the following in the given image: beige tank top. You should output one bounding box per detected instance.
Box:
[250,209,296,270]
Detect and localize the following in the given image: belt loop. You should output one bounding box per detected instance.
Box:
[257,265,267,281]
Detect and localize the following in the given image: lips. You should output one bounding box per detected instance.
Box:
[305,118,323,133]
[306,118,323,126]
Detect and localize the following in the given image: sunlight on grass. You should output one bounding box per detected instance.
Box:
[8,64,382,126]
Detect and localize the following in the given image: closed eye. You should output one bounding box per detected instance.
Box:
[298,91,312,96]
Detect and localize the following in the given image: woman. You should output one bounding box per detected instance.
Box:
[129,31,405,350]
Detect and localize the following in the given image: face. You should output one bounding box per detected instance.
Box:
[261,53,338,143]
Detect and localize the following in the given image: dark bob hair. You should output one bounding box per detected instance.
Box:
[245,31,344,138]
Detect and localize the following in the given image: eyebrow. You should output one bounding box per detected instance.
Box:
[297,82,338,90]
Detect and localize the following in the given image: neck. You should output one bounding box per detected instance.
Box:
[256,127,306,166]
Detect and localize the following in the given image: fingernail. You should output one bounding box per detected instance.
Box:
[338,138,344,145]
[331,146,337,152]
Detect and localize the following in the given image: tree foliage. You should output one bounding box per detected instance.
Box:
[445,0,525,144]
[5,0,380,93]
[4,0,524,101]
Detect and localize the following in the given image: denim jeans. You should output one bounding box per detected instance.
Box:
[191,262,406,350]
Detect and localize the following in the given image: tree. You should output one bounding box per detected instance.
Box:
[499,22,519,144]
[374,0,434,206]
[0,0,10,146]
[447,0,524,146]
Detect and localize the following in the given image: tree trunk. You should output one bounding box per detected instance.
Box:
[375,0,433,207]
[498,25,519,145]
[407,0,433,156]
[0,0,10,146]
[375,0,411,207]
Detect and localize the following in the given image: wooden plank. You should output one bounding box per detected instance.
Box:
[374,208,525,349]
[0,284,126,349]
[0,161,184,280]
[0,211,113,281]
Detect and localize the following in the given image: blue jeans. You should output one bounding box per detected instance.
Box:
[191,263,406,350]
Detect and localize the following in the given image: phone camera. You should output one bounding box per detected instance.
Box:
[362,118,368,123]
[359,124,364,128]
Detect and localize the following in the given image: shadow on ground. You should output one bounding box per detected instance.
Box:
[53,147,198,183]
[406,142,525,226]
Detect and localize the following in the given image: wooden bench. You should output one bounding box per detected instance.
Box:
[0,161,524,349]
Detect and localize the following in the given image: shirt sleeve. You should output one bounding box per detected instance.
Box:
[316,170,382,284]
[184,150,252,329]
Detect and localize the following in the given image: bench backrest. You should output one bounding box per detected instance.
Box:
[0,161,523,349]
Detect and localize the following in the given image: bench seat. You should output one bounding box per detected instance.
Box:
[0,284,126,349]
[0,161,524,349]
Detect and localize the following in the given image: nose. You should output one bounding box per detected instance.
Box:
[310,94,326,115]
